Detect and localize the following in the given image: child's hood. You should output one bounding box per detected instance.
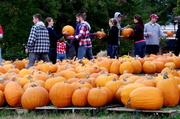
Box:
[36,21,45,26]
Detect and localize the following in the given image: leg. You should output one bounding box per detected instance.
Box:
[78,46,86,59]
[0,48,2,65]
[86,47,93,60]
[107,45,113,58]
[140,42,146,58]
[40,53,50,62]
[27,52,37,68]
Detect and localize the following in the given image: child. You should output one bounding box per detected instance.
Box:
[57,36,68,61]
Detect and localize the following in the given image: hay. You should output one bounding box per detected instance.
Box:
[96,50,107,57]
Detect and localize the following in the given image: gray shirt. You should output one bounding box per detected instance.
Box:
[144,22,167,45]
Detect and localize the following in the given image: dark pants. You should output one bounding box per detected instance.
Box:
[107,45,119,59]
[146,45,159,55]
[48,48,57,64]
[175,40,180,56]
[134,41,146,58]
[28,53,50,68]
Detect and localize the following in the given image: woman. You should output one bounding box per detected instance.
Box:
[99,18,119,58]
[44,17,66,64]
[129,14,146,58]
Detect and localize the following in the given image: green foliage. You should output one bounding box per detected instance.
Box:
[0,0,178,60]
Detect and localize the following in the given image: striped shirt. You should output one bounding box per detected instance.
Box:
[75,22,92,47]
[57,42,66,54]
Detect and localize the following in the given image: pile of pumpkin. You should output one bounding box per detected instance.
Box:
[0,53,180,110]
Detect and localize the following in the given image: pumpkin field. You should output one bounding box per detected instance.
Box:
[0,53,180,118]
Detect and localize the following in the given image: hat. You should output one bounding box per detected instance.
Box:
[150,14,159,19]
[118,13,123,17]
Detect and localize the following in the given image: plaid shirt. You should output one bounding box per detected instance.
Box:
[27,24,50,53]
[57,42,66,54]
[75,22,92,47]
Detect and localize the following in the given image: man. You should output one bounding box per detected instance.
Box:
[114,12,124,41]
[0,25,3,65]
[25,13,50,68]
[144,14,167,55]
[68,13,93,60]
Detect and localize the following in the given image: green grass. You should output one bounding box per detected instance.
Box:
[0,109,180,119]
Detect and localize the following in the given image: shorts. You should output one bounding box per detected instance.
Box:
[146,45,159,54]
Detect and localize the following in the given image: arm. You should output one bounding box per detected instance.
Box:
[129,24,140,39]
[159,25,167,37]
[27,26,36,48]
[75,24,86,40]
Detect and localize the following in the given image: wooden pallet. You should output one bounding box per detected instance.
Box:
[106,107,180,117]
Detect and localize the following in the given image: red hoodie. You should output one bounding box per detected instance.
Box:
[0,25,3,35]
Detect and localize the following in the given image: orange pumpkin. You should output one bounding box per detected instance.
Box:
[96,31,106,38]
[131,59,142,74]
[143,61,156,74]
[21,86,49,109]
[119,61,134,74]
[129,87,163,110]
[62,25,75,37]
[87,86,108,107]
[49,82,75,107]
[4,81,24,107]
[121,28,133,37]
[166,31,173,36]
[0,90,5,106]
[72,87,90,107]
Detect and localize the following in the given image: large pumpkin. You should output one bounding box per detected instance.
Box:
[96,31,106,38]
[119,61,134,74]
[4,81,24,107]
[49,82,75,107]
[143,61,156,74]
[0,90,5,106]
[21,86,50,110]
[87,86,108,107]
[129,87,163,110]
[156,74,179,106]
[121,28,133,37]
[62,25,75,37]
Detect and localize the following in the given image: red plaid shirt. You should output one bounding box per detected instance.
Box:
[75,22,92,47]
[57,42,66,54]
[0,25,3,34]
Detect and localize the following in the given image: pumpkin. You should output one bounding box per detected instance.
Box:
[109,60,121,74]
[115,85,125,103]
[12,60,25,70]
[135,75,156,87]
[72,87,90,107]
[156,74,179,106]
[71,80,93,90]
[62,25,75,37]
[119,61,134,74]
[129,87,163,110]
[87,86,108,107]
[164,62,176,68]
[4,81,24,107]
[178,85,180,101]
[152,60,165,73]
[166,31,173,36]
[45,76,66,92]
[121,28,133,37]
[21,86,49,109]
[0,90,5,106]
[96,31,106,38]
[101,87,113,104]
[60,70,76,80]
[105,78,123,100]
[49,82,75,107]
[121,83,145,107]
[143,61,156,74]
[131,59,142,74]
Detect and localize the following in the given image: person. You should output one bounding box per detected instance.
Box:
[129,14,146,58]
[44,17,67,64]
[25,13,50,68]
[97,18,119,58]
[56,36,68,62]
[0,25,3,65]
[175,24,180,56]
[144,14,167,55]
[68,13,93,60]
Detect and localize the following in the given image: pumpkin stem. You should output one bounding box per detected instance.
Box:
[126,98,131,105]
[162,72,169,79]
[0,77,7,82]
[31,83,37,87]
[112,78,117,81]
[27,75,34,82]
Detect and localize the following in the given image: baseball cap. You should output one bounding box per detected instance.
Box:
[118,13,123,17]
[150,14,159,19]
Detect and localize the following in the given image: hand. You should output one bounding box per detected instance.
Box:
[67,36,74,40]
[96,36,102,40]
[126,25,131,28]
[63,31,69,36]
[147,32,152,36]
[25,48,28,54]
[94,33,100,37]
[124,35,130,39]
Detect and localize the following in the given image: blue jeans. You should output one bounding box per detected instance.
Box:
[28,53,50,68]
[78,46,93,60]
[57,54,66,62]
[134,41,146,58]
[107,45,119,58]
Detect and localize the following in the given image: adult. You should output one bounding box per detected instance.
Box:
[44,17,66,64]
[25,13,50,68]
[68,13,93,60]
[144,14,167,55]
[129,14,146,58]
[98,18,119,58]
[0,25,3,65]
[175,24,180,56]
